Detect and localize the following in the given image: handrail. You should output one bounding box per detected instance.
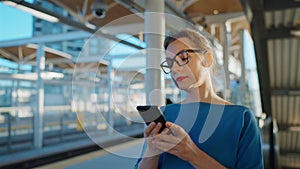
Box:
[0,106,32,113]
[0,105,72,113]
[44,105,71,111]
[261,116,280,169]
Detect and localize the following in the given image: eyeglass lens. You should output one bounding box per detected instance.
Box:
[161,51,189,73]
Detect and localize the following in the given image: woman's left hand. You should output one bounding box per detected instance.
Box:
[152,122,198,162]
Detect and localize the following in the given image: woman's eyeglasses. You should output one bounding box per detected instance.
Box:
[160,49,203,74]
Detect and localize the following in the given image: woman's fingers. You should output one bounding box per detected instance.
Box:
[153,139,176,152]
[161,128,170,134]
[166,122,186,138]
[154,133,180,144]
[145,122,163,137]
[144,122,156,137]
[153,122,162,135]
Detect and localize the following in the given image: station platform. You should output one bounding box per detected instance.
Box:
[34,139,143,169]
[0,127,144,169]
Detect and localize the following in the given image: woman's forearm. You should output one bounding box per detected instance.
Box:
[138,154,160,169]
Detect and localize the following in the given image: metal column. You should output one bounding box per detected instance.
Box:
[239,30,247,105]
[34,44,45,148]
[221,22,231,100]
[145,0,165,106]
[107,61,114,133]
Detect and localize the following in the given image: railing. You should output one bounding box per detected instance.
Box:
[0,105,143,154]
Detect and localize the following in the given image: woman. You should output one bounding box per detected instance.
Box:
[135,29,263,169]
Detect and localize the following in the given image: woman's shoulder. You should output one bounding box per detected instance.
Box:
[222,104,259,124]
[226,104,254,114]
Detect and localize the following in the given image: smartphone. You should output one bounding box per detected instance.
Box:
[136,105,166,133]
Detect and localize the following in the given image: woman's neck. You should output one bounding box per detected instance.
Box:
[184,85,214,103]
[182,83,231,105]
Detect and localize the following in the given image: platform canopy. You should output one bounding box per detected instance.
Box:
[0,43,108,78]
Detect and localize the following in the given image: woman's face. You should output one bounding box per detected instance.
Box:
[166,37,209,91]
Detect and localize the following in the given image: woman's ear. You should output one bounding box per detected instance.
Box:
[201,51,214,68]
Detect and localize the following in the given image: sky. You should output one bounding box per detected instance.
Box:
[0,0,33,42]
[0,1,34,70]
[0,1,146,71]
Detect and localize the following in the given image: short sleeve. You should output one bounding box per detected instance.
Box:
[235,109,264,169]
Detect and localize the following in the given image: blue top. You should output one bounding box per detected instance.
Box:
[135,102,264,169]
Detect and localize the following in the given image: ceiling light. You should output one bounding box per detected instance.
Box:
[213,9,219,15]
[290,29,300,36]
[289,126,300,132]
[12,72,64,80]
[85,22,97,30]
[2,1,59,23]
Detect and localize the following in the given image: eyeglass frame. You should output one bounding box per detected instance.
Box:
[160,49,204,74]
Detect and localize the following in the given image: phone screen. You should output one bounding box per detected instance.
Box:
[136,105,166,133]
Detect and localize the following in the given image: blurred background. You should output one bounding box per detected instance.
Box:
[0,0,299,169]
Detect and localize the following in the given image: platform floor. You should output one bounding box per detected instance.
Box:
[35,139,144,169]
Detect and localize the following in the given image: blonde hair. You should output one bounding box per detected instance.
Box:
[164,29,212,52]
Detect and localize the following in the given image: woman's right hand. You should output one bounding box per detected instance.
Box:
[138,122,164,169]
[144,122,164,157]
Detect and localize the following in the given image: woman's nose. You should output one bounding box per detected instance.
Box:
[171,61,182,73]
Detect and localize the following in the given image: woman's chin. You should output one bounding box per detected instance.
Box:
[177,83,192,91]
[177,82,200,91]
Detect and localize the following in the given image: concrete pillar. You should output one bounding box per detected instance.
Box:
[145,0,165,106]
[34,44,45,148]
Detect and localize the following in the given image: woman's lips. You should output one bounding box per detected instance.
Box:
[176,76,188,82]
